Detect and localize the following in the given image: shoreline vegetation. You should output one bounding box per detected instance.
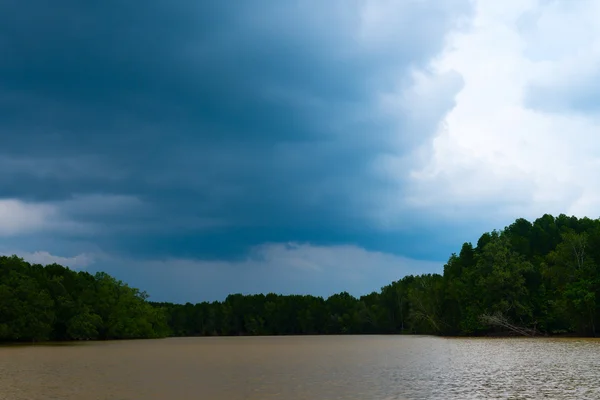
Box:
[2,213,600,342]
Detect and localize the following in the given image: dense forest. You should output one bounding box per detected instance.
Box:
[0,257,169,342]
[152,214,600,337]
[2,214,600,341]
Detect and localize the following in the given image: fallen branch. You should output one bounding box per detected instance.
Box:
[479,312,537,337]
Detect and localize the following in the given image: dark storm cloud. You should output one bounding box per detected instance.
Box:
[0,0,471,264]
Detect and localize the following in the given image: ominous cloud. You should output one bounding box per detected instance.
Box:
[8,1,600,301]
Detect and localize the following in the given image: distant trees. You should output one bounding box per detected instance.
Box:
[3,213,600,341]
[154,214,600,338]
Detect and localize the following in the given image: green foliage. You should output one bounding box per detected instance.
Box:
[0,256,169,342]
[152,214,600,338]
[66,312,102,340]
[4,213,600,340]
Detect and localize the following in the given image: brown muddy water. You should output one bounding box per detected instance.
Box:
[1,335,600,399]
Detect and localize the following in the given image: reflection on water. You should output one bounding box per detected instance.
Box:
[1,336,600,399]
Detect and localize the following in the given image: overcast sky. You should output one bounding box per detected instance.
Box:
[2,0,600,302]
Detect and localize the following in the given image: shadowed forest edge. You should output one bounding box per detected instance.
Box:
[2,213,599,341]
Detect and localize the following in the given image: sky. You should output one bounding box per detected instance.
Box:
[1,0,600,303]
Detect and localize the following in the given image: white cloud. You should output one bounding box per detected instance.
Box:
[357,0,470,54]
[0,199,56,236]
[105,243,442,302]
[397,0,600,223]
[0,194,148,237]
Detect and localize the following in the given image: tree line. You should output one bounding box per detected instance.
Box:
[154,214,600,337]
[2,214,600,341]
[0,256,169,341]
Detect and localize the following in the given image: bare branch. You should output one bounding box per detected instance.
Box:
[479,312,537,337]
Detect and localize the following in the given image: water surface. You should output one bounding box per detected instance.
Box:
[2,336,599,399]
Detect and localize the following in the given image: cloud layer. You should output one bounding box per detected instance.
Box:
[2,0,599,300]
[96,243,442,303]
[407,0,600,224]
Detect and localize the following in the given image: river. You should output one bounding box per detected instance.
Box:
[1,335,599,399]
